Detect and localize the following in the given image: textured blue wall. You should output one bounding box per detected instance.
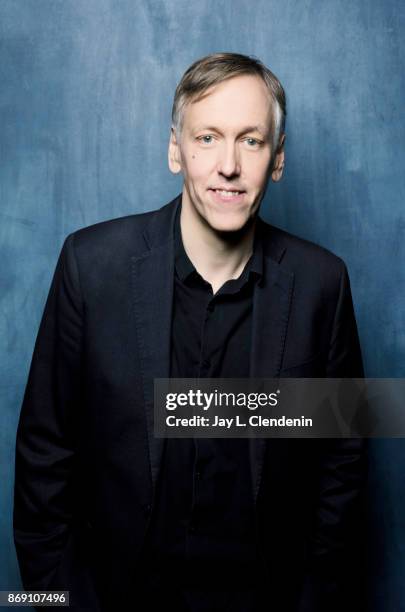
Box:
[1,1,404,609]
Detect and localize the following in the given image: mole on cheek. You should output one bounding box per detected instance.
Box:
[192,155,196,159]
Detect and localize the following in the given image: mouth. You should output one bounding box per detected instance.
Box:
[208,188,246,202]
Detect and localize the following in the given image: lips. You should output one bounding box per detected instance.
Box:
[208,187,246,203]
[212,189,243,196]
[209,187,245,195]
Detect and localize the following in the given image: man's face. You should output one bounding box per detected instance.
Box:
[169,74,284,233]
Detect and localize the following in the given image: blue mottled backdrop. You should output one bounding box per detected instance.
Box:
[1,1,404,609]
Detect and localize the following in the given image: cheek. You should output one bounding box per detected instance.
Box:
[244,157,271,187]
[183,153,214,182]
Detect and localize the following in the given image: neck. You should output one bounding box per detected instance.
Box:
[180,195,256,294]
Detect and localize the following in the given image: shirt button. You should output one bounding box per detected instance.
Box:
[195,471,201,480]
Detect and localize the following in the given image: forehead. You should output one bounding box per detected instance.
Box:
[183,74,273,134]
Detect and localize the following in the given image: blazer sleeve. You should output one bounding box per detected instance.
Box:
[13,234,99,608]
[299,262,368,612]
[326,262,364,378]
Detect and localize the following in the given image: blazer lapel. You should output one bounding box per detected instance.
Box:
[131,198,180,493]
[249,239,295,503]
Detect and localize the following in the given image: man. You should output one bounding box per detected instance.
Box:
[14,53,366,611]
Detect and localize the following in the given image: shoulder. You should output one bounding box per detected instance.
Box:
[260,219,347,281]
[64,196,179,262]
[68,210,152,258]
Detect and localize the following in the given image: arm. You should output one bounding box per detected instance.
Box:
[300,263,367,612]
[14,235,99,608]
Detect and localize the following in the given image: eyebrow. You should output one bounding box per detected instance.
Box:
[192,124,269,138]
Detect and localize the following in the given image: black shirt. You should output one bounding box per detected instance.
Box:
[171,208,263,378]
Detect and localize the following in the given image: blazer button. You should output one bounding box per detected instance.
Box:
[144,504,152,516]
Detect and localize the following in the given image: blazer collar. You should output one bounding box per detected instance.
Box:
[249,223,294,501]
[131,195,180,490]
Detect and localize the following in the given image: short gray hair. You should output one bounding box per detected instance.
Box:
[171,52,286,152]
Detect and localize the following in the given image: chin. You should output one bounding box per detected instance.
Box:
[205,211,253,234]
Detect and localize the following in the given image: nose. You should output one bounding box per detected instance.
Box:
[217,141,241,178]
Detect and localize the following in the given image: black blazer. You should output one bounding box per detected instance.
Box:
[14,195,366,611]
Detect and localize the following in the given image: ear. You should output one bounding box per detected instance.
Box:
[168,127,182,174]
[271,133,285,182]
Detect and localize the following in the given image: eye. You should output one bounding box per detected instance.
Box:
[197,134,214,144]
[245,137,261,147]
